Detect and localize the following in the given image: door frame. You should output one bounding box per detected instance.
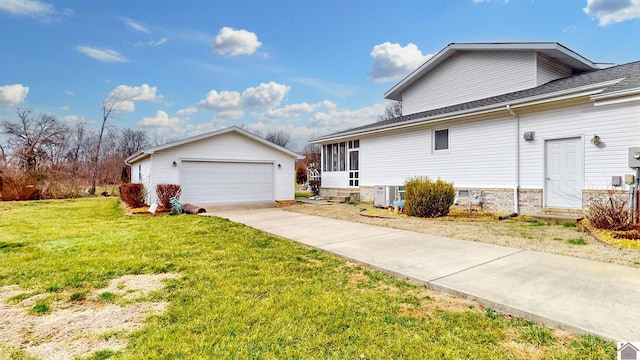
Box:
[542,136,584,209]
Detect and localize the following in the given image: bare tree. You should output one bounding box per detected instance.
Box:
[118,128,149,158]
[300,143,321,168]
[377,100,403,121]
[265,129,292,150]
[0,109,69,171]
[90,94,123,194]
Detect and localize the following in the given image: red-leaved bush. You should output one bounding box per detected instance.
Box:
[119,183,146,208]
[587,194,632,231]
[156,184,182,209]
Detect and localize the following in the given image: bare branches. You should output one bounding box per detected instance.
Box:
[0,109,70,171]
[377,100,403,122]
[265,129,293,150]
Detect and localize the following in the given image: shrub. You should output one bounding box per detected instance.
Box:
[119,183,146,208]
[156,184,182,208]
[587,194,631,231]
[404,177,456,218]
[309,180,321,196]
[295,164,307,184]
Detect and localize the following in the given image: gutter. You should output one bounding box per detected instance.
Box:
[506,105,520,215]
[311,79,623,144]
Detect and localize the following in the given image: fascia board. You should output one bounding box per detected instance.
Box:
[313,80,620,143]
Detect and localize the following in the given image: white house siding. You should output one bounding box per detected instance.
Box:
[518,98,640,191]
[536,52,572,86]
[402,51,536,115]
[141,131,295,204]
[131,158,153,203]
[360,116,516,189]
[321,171,349,189]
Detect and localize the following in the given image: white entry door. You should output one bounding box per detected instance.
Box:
[544,138,583,208]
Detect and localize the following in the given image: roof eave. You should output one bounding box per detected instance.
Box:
[126,126,304,163]
[314,79,620,143]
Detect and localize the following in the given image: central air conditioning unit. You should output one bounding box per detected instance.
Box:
[374,185,404,208]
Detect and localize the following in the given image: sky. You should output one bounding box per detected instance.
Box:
[1,0,640,150]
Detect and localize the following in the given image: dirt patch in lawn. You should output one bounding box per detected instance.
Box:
[0,273,179,359]
[284,202,640,268]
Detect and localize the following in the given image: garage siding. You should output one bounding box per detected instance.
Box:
[180,161,274,204]
[140,130,296,205]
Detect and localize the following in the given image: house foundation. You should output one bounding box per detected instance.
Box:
[350,186,627,218]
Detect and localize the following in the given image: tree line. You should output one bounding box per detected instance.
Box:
[0,108,150,200]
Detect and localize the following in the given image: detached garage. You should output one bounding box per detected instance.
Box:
[125,126,302,207]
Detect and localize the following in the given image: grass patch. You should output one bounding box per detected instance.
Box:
[563,222,576,228]
[527,219,549,226]
[99,291,118,302]
[295,191,312,198]
[70,290,89,302]
[0,198,615,358]
[29,298,51,315]
[567,237,587,245]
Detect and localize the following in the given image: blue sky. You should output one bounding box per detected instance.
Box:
[1,0,639,150]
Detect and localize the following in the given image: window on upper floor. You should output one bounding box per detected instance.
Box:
[434,129,449,151]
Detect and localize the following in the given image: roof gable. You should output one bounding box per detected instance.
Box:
[385,42,606,102]
[125,126,303,164]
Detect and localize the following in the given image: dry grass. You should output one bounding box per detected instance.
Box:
[284,202,640,268]
[0,274,178,360]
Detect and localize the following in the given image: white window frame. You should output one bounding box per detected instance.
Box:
[433,128,449,152]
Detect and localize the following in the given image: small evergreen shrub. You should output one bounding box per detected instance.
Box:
[404,177,456,218]
[118,183,146,208]
[156,184,182,209]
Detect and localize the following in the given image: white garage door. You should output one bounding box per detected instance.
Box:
[180,161,274,204]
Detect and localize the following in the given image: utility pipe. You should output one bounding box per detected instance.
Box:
[506,105,520,214]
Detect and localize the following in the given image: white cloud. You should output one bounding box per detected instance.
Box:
[214,110,244,121]
[107,84,163,112]
[213,27,262,56]
[122,17,150,33]
[64,90,74,96]
[176,106,197,116]
[261,100,336,121]
[61,115,87,125]
[138,110,184,127]
[584,0,640,25]
[75,46,128,63]
[0,0,54,17]
[369,42,433,83]
[307,103,386,131]
[241,82,289,108]
[134,38,168,47]
[198,90,242,111]
[244,103,383,150]
[58,105,70,111]
[0,84,29,107]
[198,82,289,111]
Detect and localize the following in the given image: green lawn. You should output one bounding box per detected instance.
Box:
[0,198,615,359]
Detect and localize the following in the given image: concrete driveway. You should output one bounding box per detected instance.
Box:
[205,207,640,342]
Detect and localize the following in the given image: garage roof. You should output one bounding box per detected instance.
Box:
[125,126,303,165]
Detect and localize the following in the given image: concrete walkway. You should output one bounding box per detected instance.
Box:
[206,208,640,341]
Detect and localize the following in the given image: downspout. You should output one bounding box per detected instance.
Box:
[506,105,520,214]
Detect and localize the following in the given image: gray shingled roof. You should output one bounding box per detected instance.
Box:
[313,61,640,142]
